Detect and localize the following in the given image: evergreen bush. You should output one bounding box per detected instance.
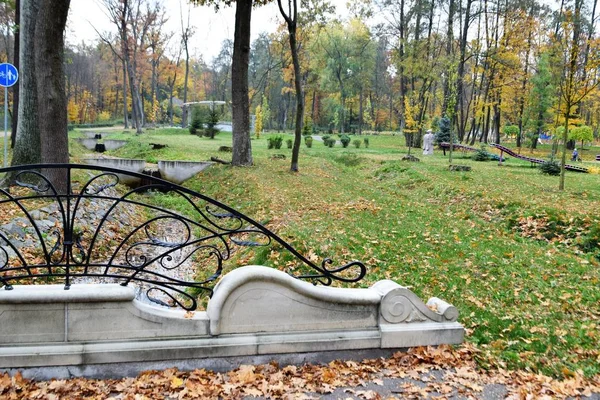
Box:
[189,106,203,135]
[353,139,361,148]
[435,116,451,144]
[540,160,561,175]
[472,145,490,161]
[305,136,313,148]
[267,135,283,149]
[340,134,351,148]
[204,108,220,139]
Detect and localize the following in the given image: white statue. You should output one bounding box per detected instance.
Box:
[423,129,435,155]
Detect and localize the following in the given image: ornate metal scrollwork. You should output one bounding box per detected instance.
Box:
[0,164,367,310]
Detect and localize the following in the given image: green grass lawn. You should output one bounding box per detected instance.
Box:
[71,128,600,378]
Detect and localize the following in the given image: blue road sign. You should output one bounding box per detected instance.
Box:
[0,63,18,88]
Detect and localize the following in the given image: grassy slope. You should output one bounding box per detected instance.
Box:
[72,129,600,378]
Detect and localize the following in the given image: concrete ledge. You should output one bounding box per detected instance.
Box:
[0,329,381,370]
[380,322,465,348]
[0,284,135,303]
[4,348,404,380]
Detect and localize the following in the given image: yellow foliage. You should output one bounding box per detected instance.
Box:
[255,104,263,138]
[97,111,111,122]
[588,167,600,175]
[67,99,79,124]
[403,97,418,133]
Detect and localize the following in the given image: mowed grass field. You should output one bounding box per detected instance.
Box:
[71,128,600,379]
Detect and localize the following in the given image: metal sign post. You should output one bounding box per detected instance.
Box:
[0,63,18,167]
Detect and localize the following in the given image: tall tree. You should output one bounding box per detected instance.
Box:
[99,0,142,133]
[35,0,70,189]
[193,0,257,166]
[11,0,39,168]
[525,53,554,151]
[556,1,600,190]
[230,0,253,165]
[10,0,19,148]
[180,1,193,128]
[277,0,303,172]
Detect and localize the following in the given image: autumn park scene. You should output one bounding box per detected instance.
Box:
[0,0,599,398]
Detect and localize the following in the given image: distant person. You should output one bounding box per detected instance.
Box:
[571,148,579,161]
[423,129,435,155]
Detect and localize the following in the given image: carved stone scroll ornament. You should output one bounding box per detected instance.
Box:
[371,280,459,324]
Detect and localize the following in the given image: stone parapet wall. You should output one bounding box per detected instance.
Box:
[0,266,464,379]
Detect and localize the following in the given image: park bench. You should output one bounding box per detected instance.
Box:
[0,164,463,379]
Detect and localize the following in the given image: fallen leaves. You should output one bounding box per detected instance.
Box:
[1,345,598,399]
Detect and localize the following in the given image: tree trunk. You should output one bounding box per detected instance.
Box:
[10,0,20,148]
[278,0,304,172]
[126,59,142,133]
[559,0,583,191]
[456,0,472,141]
[442,0,455,115]
[120,0,141,134]
[35,0,71,192]
[122,59,128,128]
[559,106,570,190]
[517,15,533,148]
[181,44,189,128]
[11,0,40,168]
[150,54,157,124]
[358,88,363,135]
[231,0,253,166]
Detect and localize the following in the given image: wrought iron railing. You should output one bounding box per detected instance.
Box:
[0,164,366,310]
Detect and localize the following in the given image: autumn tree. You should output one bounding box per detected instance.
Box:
[99,0,142,133]
[554,2,600,190]
[403,96,418,155]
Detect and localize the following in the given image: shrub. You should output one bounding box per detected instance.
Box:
[353,139,361,148]
[286,138,293,149]
[267,135,283,149]
[363,137,369,148]
[305,136,313,148]
[340,134,351,148]
[327,139,335,148]
[472,145,490,161]
[540,160,560,175]
[322,135,331,146]
[302,116,312,136]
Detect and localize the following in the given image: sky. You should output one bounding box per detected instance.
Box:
[67,0,343,63]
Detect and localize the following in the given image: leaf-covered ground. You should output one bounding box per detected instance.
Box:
[2,346,599,399]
